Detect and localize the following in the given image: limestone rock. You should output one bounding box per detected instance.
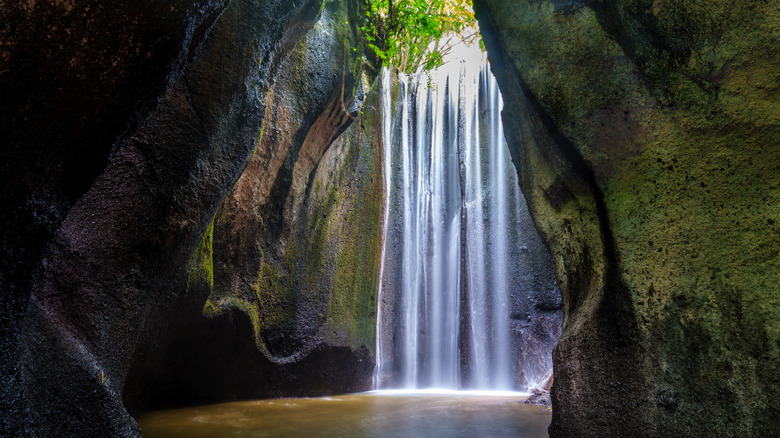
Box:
[525,388,552,407]
[0,0,230,435]
[4,0,325,435]
[122,0,383,410]
[474,0,780,436]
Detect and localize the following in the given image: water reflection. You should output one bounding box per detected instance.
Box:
[136,391,551,438]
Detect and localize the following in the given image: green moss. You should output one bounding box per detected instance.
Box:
[207,296,277,357]
[298,185,336,293]
[202,298,220,316]
[254,253,296,330]
[188,218,215,290]
[322,99,383,354]
[326,188,382,353]
[480,0,780,433]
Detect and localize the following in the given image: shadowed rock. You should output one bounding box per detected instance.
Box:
[122,0,384,412]
[4,0,325,435]
[474,0,779,436]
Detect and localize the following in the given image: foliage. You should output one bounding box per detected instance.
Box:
[361,0,478,74]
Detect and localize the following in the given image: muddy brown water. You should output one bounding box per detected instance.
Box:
[136,391,551,437]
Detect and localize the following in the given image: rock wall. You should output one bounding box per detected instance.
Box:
[2,0,327,435]
[0,1,229,434]
[122,0,384,412]
[474,0,779,436]
[209,0,381,367]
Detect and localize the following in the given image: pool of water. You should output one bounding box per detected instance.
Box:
[136,390,551,438]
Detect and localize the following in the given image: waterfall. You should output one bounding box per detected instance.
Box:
[375,53,561,392]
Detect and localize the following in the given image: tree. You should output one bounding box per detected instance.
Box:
[361,0,477,74]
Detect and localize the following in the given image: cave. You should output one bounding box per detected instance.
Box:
[1,1,778,437]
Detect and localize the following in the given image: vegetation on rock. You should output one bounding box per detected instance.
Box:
[474,0,780,435]
[361,0,477,73]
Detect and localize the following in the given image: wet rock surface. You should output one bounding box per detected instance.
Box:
[475,0,779,436]
[1,0,230,435]
[3,0,325,435]
[123,0,383,412]
[524,388,552,408]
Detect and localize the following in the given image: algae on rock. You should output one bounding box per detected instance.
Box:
[474,0,780,436]
[199,0,383,393]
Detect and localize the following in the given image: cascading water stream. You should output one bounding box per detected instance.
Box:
[375,47,561,392]
[462,63,513,390]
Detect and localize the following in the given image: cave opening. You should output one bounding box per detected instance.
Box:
[136,21,562,438]
[4,0,777,436]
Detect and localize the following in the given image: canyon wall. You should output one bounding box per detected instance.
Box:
[1,0,341,435]
[123,0,384,411]
[0,1,230,433]
[6,0,777,436]
[474,0,779,436]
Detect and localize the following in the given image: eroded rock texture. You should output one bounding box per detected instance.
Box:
[474,0,779,436]
[122,0,383,412]
[209,0,381,372]
[2,0,325,435]
[1,0,230,434]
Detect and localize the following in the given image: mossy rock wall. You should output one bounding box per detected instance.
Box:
[6,0,325,435]
[474,0,779,436]
[207,0,383,381]
[123,0,383,410]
